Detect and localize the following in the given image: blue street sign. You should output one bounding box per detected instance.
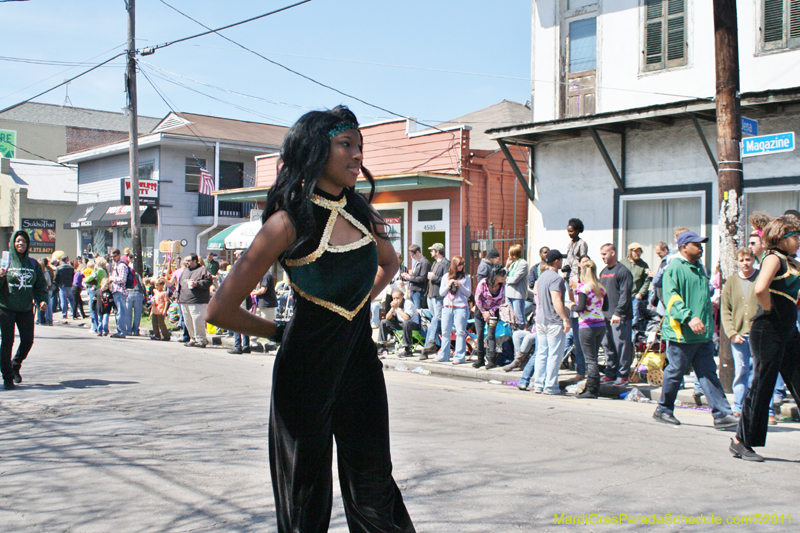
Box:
[741,117,758,137]
[741,132,795,158]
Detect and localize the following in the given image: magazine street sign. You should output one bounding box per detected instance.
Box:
[741,132,795,158]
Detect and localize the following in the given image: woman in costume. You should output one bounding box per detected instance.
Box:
[730,215,800,461]
[207,106,415,532]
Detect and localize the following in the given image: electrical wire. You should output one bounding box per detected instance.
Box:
[155,0,457,137]
[0,52,126,114]
[147,0,312,53]
[139,66,259,186]
[139,63,291,124]
[2,141,78,172]
[0,44,127,106]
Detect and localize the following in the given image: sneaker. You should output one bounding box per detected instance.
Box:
[418,354,429,361]
[12,364,21,384]
[518,383,529,391]
[599,376,615,385]
[242,348,251,354]
[194,342,208,348]
[613,377,629,387]
[228,348,243,354]
[729,438,764,462]
[769,416,778,425]
[653,409,681,426]
[713,414,739,430]
[532,389,543,394]
[4,379,15,390]
[110,333,126,339]
[150,336,162,341]
[184,341,197,347]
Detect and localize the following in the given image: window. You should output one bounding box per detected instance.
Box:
[185,157,205,193]
[643,0,687,72]
[418,209,443,222]
[746,188,800,219]
[623,194,702,269]
[762,0,800,51]
[568,0,596,10]
[569,18,597,72]
[139,162,153,181]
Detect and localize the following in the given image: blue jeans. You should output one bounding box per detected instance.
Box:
[520,323,565,392]
[408,291,423,313]
[99,314,110,335]
[370,301,382,328]
[731,337,754,414]
[436,306,468,362]
[234,332,250,351]
[512,329,536,356]
[508,298,526,326]
[565,315,585,376]
[112,292,130,336]
[424,297,444,348]
[127,292,144,335]
[87,287,98,332]
[59,287,75,319]
[658,341,732,419]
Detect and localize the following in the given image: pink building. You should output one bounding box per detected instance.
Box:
[253,101,532,273]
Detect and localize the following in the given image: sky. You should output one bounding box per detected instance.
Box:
[0,0,532,129]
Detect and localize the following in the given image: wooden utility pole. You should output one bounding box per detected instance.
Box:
[126,0,143,275]
[714,0,743,391]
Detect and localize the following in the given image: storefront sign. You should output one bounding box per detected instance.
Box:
[22,218,56,254]
[121,178,160,206]
[0,129,16,158]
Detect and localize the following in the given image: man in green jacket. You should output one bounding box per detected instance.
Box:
[653,231,738,429]
[0,230,49,390]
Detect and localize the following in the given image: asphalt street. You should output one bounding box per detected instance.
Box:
[1,325,798,532]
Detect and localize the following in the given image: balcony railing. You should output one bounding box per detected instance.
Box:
[198,194,253,218]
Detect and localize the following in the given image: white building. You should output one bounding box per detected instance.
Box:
[59,112,286,271]
[489,0,800,270]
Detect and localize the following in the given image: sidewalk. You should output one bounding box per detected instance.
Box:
[370,329,799,420]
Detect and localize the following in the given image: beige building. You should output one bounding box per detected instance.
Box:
[0,158,77,259]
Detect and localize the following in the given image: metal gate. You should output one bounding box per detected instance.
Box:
[464,222,527,278]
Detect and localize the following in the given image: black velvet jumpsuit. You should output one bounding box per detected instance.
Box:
[269,189,415,532]
[737,250,800,448]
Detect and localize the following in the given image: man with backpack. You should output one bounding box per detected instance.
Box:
[54,255,75,321]
[109,248,131,338]
[126,260,146,336]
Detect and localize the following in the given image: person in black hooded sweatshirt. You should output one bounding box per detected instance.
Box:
[0,230,49,390]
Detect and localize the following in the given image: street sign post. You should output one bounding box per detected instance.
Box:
[741,117,758,137]
[741,132,795,158]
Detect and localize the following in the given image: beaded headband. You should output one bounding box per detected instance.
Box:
[328,121,359,138]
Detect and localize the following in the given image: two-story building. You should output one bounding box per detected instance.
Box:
[59,112,287,271]
[488,0,800,270]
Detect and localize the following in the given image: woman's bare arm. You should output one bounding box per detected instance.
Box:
[369,208,399,300]
[206,211,295,338]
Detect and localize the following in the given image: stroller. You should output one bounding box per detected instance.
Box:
[629,310,667,386]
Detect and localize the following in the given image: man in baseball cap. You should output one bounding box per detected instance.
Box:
[653,229,737,429]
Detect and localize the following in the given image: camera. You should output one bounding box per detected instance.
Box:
[449,283,458,295]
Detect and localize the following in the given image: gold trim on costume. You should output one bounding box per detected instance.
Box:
[285,194,374,265]
[289,281,371,321]
[769,288,799,304]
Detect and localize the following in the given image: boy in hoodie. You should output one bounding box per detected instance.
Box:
[0,230,49,390]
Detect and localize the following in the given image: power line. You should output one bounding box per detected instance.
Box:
[0,52,126,114]
[146,0,313,54]
[139,63,291,124]
[155,0,455,137]
[0,44,127,106]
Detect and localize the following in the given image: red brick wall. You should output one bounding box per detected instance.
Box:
[66,127,128,153]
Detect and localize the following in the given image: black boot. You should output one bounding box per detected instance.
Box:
[577,376,599,398]
[472,351,485,368]
[485,348,497,370]
[11,363,21,384]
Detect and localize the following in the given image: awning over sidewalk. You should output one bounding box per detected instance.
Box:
[207,223,243,251]
[63,201,158,230]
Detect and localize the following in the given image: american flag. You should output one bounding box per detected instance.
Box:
[198,161,215,195]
